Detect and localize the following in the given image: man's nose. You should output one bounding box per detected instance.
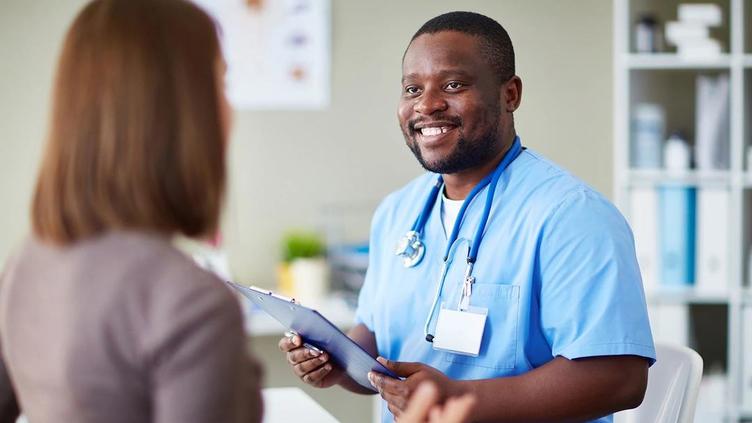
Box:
[414,89,448,115]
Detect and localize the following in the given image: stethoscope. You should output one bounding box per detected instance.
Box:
[394,137,523,342]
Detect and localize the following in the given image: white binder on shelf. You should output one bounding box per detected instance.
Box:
[695,188,729,293]
[629,188,659,293]
[648,303,689,346]
[695,74,730,171]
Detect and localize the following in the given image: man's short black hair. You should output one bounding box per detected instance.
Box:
[409,11,515,83]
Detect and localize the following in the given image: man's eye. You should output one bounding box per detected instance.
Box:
[446,82,464,90]
[404,86,420,95]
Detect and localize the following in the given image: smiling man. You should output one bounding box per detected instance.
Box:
[280,11,655,422]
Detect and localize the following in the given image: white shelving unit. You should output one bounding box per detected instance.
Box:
[613,0,751,421]
[626,53,733,69]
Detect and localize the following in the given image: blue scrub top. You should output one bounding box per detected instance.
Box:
[356,144,656,423]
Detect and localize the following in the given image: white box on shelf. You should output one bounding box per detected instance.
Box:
[695,188,729,293]
[665,21,710,46]
[677,3,723,26]
[629,188,659,291]
[678,39,722,60]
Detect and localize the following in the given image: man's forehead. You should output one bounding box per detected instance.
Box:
[404,32,483,62]
[401,68,475,83]
[406,31,482,53]
[402,32,485,75]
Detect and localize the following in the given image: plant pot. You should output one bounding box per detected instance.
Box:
[290,257,329,304]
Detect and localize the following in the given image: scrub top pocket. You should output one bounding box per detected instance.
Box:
[444,283,520,370]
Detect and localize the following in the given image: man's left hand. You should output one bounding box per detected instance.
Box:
[368,357,462,419]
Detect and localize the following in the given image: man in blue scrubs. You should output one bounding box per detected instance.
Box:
[280,11,655,422]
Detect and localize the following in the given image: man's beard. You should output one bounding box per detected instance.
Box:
[404,117,501,175]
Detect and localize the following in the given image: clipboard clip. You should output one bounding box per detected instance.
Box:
[284,330,322,354]
[249,285,297,304]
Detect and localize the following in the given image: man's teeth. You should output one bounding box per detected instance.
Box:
[419,127,452,136]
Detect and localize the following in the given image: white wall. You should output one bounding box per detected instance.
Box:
[0,1,612,285]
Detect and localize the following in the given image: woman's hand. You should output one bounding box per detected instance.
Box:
[399,381,476,423]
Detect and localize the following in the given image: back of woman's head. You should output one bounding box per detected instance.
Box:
[32,0,225,244]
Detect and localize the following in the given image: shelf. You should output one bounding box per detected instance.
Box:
[744,289,752,305]
[625,53,732,70]
[743,173,752,188]
[626,169,731,188]
[646,286,731,305]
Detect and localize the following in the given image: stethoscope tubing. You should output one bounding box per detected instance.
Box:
[414,137,523,340]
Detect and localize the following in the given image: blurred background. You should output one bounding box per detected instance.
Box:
[1,0,751,422]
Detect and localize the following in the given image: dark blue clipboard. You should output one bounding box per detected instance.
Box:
[226,281,398,391]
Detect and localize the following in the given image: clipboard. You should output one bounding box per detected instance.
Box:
[225,281,398,391]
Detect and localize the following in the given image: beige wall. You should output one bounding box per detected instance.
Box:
[0,1,612,421]
[0,1,612,283]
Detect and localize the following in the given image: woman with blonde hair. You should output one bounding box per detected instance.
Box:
[0,0,261,422]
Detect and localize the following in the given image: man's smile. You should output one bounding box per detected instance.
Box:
[411,120,460,147]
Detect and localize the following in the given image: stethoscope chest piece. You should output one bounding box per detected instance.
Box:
[395,230,425,268]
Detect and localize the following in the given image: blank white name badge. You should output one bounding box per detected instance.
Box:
[432,306,488,356]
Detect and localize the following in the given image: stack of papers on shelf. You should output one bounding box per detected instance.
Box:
[665,3,723,59]
[678,3,722,26]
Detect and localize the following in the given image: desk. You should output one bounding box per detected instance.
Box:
[14,388,340,423]
[263,387,339,423]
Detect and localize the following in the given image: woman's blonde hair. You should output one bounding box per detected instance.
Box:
[32,0,225,244]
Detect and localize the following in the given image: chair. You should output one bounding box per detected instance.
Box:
[615,343,703,423]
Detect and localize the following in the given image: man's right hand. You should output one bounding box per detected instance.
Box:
[278,334,343,388]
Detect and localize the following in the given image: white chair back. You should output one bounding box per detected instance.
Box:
[615,343,703,423]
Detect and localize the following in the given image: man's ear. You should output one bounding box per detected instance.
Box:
[502,76,522,113]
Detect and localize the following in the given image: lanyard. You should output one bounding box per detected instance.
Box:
[411,136,522,264]
[420,137,523,341]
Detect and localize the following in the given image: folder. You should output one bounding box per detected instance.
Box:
[658,185,696,286]
[629,188,659,292]
[648,303,689,346]
[695,188,729,292]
